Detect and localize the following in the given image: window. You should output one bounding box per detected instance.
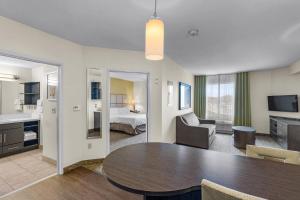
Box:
[206,74,235,123]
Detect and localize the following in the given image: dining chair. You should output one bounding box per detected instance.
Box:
[201,179,267,200]
[246,145,300,165]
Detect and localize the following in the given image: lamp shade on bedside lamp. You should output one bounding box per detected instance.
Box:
[131,99,136,111]
[145,18,164,61]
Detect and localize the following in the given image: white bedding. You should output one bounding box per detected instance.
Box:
[110,107,146,128]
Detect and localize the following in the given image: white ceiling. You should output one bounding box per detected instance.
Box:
[1,0,300,74]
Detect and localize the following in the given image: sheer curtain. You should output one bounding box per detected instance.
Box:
[206,74,235,123]
[206,75,219,120]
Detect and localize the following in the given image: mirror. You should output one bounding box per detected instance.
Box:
[87,68,102,139]
[0,80,26,114]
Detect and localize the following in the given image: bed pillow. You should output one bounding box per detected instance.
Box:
[118,107,130,114]
[110,107,130,115]
[110,108,119,116]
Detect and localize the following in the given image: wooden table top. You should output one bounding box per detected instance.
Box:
[103,143,300,200]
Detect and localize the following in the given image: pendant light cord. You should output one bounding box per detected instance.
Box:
[153,0,158,18]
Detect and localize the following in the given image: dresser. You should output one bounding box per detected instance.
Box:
[270,116,300,151]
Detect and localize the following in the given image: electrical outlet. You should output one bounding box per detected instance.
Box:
[88,143,92,149]
[73,105,80,111]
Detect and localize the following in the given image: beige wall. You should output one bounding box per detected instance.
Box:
[0,16,85,167]
[250,67,300,134]
[82,47,163,159]
[0,16,194,166]
[31,66,58,161]
[161,58,194,143]
[110,78,134,104]
[290,60,300,74]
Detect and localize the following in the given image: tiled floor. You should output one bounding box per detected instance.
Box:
[0,149,57,197]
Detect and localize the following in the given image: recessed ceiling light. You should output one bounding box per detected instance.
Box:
[187,29,199,37]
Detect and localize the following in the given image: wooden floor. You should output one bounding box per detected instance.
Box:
[2,167,142,200]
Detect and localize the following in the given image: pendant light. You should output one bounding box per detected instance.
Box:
[145,0,164,61]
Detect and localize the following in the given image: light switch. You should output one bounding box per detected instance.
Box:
[73,105,80,111]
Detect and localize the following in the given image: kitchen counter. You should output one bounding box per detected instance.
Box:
[0,114,40,157]
[0,114,40,125]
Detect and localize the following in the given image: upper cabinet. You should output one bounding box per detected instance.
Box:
[21,82,40,105]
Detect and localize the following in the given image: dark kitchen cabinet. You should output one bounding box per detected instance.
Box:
[0,121,40,157]
[0,123,24,156]
[20,82,40,105]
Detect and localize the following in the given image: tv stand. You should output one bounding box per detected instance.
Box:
[270,116,300,151]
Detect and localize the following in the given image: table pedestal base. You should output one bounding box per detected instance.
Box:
[144,190,201,200]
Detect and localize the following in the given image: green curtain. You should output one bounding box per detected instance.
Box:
[234,72,251,126]
[194,75,206,118]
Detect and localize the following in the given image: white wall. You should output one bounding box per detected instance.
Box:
[31,66,58,161]
[0,16,85,167]
[161,58,194,143]
[290,60,300,74]
[250,67,300,134]
[82,47,164,159]
[0,65,32,81]
[0,16,194,166]
[42,67,58,161]
[133,81,147,113]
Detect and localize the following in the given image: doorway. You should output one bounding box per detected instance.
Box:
[0,54,61,197]
[108,71,149,152]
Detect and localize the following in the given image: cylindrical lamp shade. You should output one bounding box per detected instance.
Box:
[145,18,164,60]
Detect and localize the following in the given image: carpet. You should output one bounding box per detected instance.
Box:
[110,131,147,152]
[210,133,282,156]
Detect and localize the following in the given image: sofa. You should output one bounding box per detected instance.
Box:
[176,112,216,149]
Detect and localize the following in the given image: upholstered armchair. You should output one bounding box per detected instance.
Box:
[201,179,266,200]
[246,145,300,165]
[176,112,216,149]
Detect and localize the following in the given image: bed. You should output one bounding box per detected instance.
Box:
[110,107,147,135]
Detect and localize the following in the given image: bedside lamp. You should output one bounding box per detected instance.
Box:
[131,99,136,111]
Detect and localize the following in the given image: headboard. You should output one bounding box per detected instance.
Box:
[110,94,128,108]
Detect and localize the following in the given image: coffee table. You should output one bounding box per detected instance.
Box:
[232,126,256,149]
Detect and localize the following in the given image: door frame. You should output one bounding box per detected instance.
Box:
[0,52,64,175]
[105,70,150,155]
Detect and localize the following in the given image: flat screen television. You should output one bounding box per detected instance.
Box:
[179,82,191,110]
[268,95,298,112]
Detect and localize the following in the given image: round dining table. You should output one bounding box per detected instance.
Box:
[102,143,300,200]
